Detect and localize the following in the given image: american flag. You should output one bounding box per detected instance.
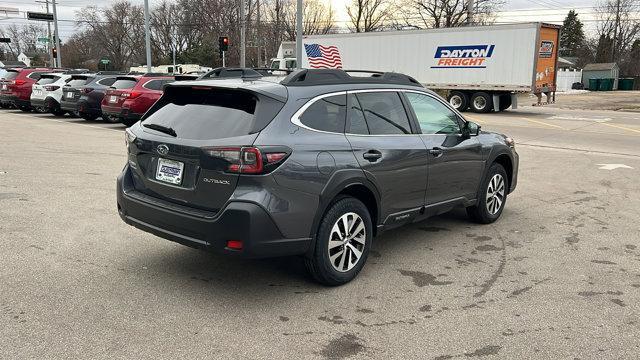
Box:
[304,44,343,69]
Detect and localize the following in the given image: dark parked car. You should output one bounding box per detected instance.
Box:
[117,69,518,285]
[101,74,174,126]
[60,73,122,121]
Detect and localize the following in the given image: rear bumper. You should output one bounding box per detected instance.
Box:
[30,98,48,108]
[116,165,311,258]
[0,94,26,107]
[102,106,141,120]
[60,99,79,112]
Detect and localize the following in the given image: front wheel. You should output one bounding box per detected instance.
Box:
[305,197,372,286]
[448,91,469,112]
[467,163,508,224]
[470,92,493,113]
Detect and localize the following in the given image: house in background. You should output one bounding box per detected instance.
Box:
[582,63,619,90]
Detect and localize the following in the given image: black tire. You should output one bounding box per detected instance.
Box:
[498,94,512,111]
[120,118,138,127]
[467,163,508,224]
[19,106,31,112]
[470,92,493,113]
[80,112,99,121]
[305,197,372,286]
[102,114,119,123]
[447,91,469,112]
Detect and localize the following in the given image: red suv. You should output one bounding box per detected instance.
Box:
[0,68,55,111]
[101,74,174,126]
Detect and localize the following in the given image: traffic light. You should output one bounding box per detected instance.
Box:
[52,47,57,57]
[0,37,10,43]
[219,36,229,52]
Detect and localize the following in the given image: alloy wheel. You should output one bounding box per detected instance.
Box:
[486,174,505,215]
[327,212,366,272]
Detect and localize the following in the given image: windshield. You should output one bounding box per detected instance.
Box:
[4,71,19,80]
[67,78,90,87]
[37,77,58,85]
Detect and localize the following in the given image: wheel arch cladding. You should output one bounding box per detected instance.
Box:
[493,154,513,190]
[336,184,379,234]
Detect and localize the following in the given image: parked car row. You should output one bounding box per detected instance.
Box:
[0,67,194,126]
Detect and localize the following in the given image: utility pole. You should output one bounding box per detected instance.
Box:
[256,0,261,67]
[143,0,152,73]
[51,0,61,67]
[612,0,621,62]
[240,0,246,67]
[295,0,302,69]
[44,0,53,67]
[466,0,474,25]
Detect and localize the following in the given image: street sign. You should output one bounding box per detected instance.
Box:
[37,37,49,43]
[27,12,54,21]
[0,38,11,43]
[100,58,110,65]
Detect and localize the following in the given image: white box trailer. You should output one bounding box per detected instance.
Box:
[273,22,560,112]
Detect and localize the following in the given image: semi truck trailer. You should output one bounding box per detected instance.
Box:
[271,22,561,112]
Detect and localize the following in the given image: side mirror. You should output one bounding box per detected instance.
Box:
[466,121,481,136]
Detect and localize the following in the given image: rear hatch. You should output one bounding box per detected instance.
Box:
[0,70,20,94]
[63,75,93,103]
[31,74,59,99]
[127,85,286,212]
[104,76,139,107]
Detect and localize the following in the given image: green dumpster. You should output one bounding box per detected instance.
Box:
[599,78,614,91]
[589,78,600,91]
[618,78,635,90]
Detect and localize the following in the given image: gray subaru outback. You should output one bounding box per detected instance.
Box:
[117,69,518,285]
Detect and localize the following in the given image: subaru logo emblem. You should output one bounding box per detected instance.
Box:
[157,144,169,156]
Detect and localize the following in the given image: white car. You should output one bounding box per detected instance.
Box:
[30,73,74,116]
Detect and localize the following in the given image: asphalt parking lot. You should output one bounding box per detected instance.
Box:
[1,100,639,359]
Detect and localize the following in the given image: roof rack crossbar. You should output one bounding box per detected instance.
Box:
[280,69,422,87]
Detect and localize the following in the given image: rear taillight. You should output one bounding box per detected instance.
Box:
[81,87,94,94]
[202,146,289,174]
[122,91,141,99]
[44,85,60,91]
[125,128,136,151]
[14,80,26,86]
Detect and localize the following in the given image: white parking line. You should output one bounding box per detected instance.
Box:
[4,112,123,133]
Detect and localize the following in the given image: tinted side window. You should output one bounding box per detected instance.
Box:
[346,94,368,134]
[28,72,45,80]
[299,94,346,133]
[356,92,411,135]
[98,77,117,86]
[406,93,460,135]
[36,77,58,85]
[143,79,163,91]
[111,79,137,89]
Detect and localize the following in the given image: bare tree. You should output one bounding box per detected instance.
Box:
[283,0,336,40]
[596,0,640,62]
[396,0,502,29]
[346,0,392,32]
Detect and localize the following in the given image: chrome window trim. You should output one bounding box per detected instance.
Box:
[290,88,467,136]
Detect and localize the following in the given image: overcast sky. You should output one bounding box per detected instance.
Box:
[1,0,602,41]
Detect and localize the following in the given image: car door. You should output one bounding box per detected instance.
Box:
[345,91,429,226]
[404,91,484,206]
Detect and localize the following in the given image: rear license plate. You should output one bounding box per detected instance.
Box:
[34,89,41,95]
[155,158,184,185]
[1,84,6,90]
[109,95,118,103]
[66,92,74,99]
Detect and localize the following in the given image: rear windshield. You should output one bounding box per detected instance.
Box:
[37,76,59,85]
[67,78,90,87]
[4,71,19,80]
[111,79,137,89]
[142,89,257,140]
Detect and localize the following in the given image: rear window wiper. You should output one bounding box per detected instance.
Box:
[143,123,177,137]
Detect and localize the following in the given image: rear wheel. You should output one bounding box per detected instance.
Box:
[102,114,119,123]
[448,91,469,112]
[19,106,31,112]
[80,112,98,121]
[467,163,508,224]
[470,92,493,113]
[120,118,138,127]
[305,197,372,286]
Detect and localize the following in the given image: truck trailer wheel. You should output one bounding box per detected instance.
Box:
[470,92,493,113]
[448,91,469,112]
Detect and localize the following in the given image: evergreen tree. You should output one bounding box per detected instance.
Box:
[560,10,586,57]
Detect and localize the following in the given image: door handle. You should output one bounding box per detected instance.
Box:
[363,150,382,162]
[429,147,444,158]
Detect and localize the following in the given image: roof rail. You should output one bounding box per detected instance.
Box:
[173,74,200,81]
[199,67,266,80]
[280,69,423,87]
[141,72,172,77]
[96,71,126,75]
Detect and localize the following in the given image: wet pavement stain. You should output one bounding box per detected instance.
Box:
[398,270,453,287]
[369,250,382,258]
[279,316,290,322]
[474,235,493,242]
[475,245,502,252]
[318,315,347,325]
[625,244,637,250]
[356,307,374,314]
[419,304,432,312]
[319,333,365,360]
[464,345,502,357]
[592,260,617,265]
[611,298,626,307]
[565,233,580,245]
